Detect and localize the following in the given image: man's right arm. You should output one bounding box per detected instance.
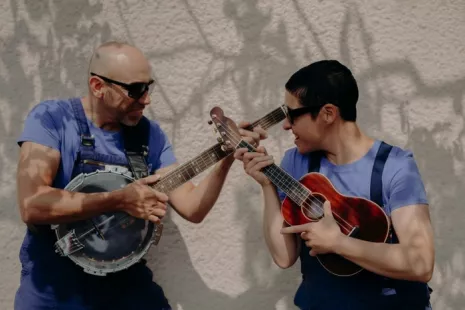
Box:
[17,142,126,225]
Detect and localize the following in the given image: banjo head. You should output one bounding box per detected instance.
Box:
[53,170,162,276]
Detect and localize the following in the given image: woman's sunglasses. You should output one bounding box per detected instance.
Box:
[285,106,318,125]
[91,72,155,100]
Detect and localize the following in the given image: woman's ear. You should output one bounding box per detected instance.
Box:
[322,104,337,124]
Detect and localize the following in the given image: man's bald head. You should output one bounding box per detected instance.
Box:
[88,41,152,82]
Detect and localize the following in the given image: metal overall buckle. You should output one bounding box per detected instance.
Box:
[81,135,95,147]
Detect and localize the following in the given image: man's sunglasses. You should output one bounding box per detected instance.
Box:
[285,106,318,125]
[90,72,155,100]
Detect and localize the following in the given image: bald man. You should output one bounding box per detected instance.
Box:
[14,41,263,309]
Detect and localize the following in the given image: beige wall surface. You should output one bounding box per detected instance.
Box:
[1,0,464,309]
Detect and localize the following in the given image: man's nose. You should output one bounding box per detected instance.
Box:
[139,92,151,105]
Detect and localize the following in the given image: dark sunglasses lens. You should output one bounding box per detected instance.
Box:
[128,82,155,99]
[286,108,296,124]
[127,83,148,99]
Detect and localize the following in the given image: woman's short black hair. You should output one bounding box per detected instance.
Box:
[285,60,359,121]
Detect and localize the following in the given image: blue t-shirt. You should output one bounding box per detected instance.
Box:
[278,140,428,215]
[18,98,177,189]
[277,140,430,309]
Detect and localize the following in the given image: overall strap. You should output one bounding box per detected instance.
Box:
[70,98,95,152]
[370,141,392,211]
[299,150,324,276]
[370,141,432,307]
[308,151,323,173]
[121,117,151,180]
[370,141,397,243]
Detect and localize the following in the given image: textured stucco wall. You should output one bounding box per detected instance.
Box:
[1,0,464,309]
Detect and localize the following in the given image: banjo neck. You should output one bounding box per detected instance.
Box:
[153,143,228,193]
[152,105,286,193]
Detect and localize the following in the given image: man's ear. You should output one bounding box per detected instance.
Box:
[89,76,105,99]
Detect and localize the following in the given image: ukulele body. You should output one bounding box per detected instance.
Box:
[281,172,390,276]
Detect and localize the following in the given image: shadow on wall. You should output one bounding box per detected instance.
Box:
[3,0,465,309]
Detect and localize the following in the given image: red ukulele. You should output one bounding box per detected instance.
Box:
[209,106,391,276]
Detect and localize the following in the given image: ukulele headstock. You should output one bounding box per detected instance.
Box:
[208,106,241,152]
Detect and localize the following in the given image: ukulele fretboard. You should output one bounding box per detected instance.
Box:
[237,140,309,205]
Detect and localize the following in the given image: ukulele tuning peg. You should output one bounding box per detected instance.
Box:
[217,137,224,143]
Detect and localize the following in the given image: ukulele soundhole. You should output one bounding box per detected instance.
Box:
[301,193,326,221]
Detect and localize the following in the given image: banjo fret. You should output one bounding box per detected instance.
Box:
[154,143,227,193]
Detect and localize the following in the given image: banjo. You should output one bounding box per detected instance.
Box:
[52,105,286,276]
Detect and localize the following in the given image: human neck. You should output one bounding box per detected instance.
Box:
[322,121,375,166]
[81,95,120,132]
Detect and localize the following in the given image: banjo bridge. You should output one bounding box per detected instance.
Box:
[54,229,85,257]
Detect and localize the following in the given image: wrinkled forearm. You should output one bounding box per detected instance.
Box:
[19,186,124,225]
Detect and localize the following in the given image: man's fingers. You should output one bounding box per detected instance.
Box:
[151,189,169,203]
[238,121,252,129]
[155,201,167,211]
[148,215,161,224]
[253,126,268,139]
[281,223,310,234]
[139,174,161,185]
[237,122,267,139]
[151,207,166,219]
[239,129,260,140]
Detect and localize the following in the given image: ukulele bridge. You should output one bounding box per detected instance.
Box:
[348,226,360,238]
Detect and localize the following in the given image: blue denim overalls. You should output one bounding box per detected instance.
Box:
[294,143,432,310]
[14,98,171,310]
